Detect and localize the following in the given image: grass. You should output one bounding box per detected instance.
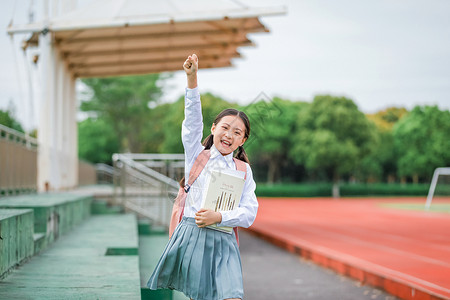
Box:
[380,203,450,214]
[255,182,450,198]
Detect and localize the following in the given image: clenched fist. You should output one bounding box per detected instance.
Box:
[184,54,198,88]
[183,54,198,76]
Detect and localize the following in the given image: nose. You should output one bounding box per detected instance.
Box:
[225,130,232,138]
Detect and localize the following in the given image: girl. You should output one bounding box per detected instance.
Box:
[147,54,258,300]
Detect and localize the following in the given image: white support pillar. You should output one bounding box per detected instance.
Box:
[75,80,79,188]
[49,41,59,190]
[57,51,66,189]
[61,61,70,189]
[37,0,79,191]
[68,75,78,188]
[51,50,62,190]
[59,0,77,190]
[37,29,56,192]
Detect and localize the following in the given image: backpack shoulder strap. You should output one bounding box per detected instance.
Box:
[231,158,247,246]
[185,149,211,191]
[233,158,247,180]
[172,149,210,230]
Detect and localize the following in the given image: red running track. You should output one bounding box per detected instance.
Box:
[247,197,450,300]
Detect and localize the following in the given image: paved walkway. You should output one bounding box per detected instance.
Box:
[248,197,450,300]
[240,230,397,300]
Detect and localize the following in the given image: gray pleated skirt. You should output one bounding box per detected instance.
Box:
[147,217,243,300]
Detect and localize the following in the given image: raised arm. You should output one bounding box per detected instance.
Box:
[183,54,198,89]
[182,54,204,175]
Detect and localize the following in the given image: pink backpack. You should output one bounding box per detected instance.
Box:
[169,149,247,245]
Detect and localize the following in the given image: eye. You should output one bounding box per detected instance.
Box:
[222,125,228,130]
[235,131,241,136]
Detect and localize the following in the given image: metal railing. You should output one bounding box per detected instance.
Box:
[0,124,100,195]
[95,163,118,184]
[112,153,185,228]
[0,124,38,196]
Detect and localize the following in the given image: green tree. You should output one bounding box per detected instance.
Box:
[357,130,395,182]
[0,104,24,132]
[367,107,408,131]
[363,107,408,182]
[80,74,168,152]
[159,96,184,153]
[244,97,307,183]
[393,105,450,183]
[289,95,376,196]
[78,117,120,164]
[140,103,172,153]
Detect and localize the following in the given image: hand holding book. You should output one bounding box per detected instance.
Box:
[195,208,222,228]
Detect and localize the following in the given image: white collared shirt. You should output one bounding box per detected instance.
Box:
[182,87,258,228]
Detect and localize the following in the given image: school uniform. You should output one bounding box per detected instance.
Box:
[147,87,258,300]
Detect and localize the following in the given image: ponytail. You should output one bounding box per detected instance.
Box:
[234,145,250,164]
[202,134,214,150]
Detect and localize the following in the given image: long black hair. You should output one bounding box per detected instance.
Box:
[179,108,251,187]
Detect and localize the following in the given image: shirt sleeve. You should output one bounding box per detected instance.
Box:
[217,163,259,228]
[182,87,204,177]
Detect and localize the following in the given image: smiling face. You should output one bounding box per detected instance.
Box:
[211,115,248,155]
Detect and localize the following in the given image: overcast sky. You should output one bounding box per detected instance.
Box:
[1,0,449,130]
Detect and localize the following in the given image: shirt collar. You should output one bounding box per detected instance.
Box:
[210,144,234,168]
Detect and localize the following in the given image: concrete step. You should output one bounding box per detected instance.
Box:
[91,199,124,215]
[0,193,92,251]
[0,209,34,278]
[32,232,46,254]
[0,214,141,299]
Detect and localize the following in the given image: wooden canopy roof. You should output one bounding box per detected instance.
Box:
[8,0,285,78]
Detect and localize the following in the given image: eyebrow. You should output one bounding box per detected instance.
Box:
[222,122,243,132]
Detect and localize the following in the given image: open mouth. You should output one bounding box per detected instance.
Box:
[221,140,231,148]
